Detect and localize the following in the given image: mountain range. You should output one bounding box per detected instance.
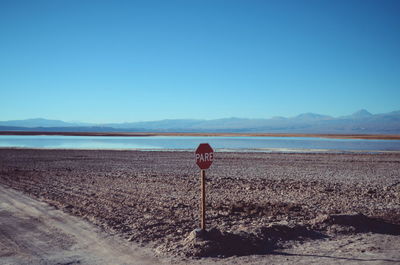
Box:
[1,109,400,134]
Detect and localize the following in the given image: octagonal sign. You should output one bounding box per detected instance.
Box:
[195,143,214,170]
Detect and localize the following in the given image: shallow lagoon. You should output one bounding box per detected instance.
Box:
[0,135,400,152]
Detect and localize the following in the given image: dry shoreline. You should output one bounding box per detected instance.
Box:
[1,130,400,140]
[0,149,399,264]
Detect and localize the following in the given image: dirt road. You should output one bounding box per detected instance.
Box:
[0,185,161,265]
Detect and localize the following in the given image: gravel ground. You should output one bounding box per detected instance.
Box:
[0,148,399,259]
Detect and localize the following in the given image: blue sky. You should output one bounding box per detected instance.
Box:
[0,0,399,123]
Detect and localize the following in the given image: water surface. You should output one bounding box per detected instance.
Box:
[0,135,400,152]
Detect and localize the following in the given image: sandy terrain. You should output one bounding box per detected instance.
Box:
[0,149,399,264]
[0,185,161,265]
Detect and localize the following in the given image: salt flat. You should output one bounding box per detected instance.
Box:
[0,149,399,264]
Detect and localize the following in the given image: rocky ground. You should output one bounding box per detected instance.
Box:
[0,149,399,261]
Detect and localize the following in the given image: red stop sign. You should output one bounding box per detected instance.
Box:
[195,143,214,169]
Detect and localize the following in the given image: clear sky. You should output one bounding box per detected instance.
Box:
[1,0,399,123]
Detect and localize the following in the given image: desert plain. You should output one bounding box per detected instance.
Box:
[0,148,399,264]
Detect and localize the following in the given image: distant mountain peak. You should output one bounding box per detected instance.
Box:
[352,109,372,118]
[271,116,286,120]
[294,113,332,120]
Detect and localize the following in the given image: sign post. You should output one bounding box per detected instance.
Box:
[195,143,214,231]
[200,169,206,230]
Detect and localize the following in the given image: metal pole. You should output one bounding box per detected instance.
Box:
[200,169,206,230]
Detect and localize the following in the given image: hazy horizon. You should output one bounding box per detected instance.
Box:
[1,108,398,124]
[1,1,399,123]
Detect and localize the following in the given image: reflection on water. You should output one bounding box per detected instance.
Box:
[0,135,399,152]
